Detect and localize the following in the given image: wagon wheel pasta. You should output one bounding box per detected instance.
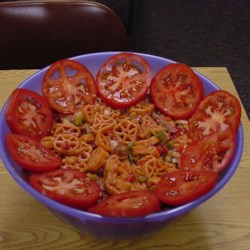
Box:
[53,122,81,137]
[60,140,93,172]
[134,155,175,188]
[82,104,99,124]
[91,114,117,134]
[113,119,139,144]
[75,141,93,156]
[53,133,80,155]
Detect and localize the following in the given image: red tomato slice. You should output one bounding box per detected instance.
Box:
[189,90,241,141]
[42,59,97,114]
[179,127,235,173]
[96,53,151,109]
[6,133,62,172]
[150,63,204,119]
[6,88,53,139]
[29,169,100,210]
[155,170,218,206]
[88,190,160,217]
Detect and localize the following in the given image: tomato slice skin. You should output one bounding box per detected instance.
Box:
[29,169,101,210]
[150,63,204,119]
[88,190,161,217]
[189,90,241,141]
[96,53,151,109]
[179,127,235,173]
[6,133,62,172]
[42,59,97,114]
[155,170,218,206]
[6,88,53,140]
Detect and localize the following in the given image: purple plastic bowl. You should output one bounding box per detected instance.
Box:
[0,52,244,240]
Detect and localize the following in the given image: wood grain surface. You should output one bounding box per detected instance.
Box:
[0,68,249,250]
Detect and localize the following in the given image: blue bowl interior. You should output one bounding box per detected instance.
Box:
[0,52,244,228]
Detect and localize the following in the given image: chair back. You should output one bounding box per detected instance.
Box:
[0,0,127,69]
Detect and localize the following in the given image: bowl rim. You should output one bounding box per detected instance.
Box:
[0,51,244,224]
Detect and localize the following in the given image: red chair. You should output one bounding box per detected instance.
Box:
[0,0,127,69]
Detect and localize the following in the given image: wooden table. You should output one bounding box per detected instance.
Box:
[0,68,249,250]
